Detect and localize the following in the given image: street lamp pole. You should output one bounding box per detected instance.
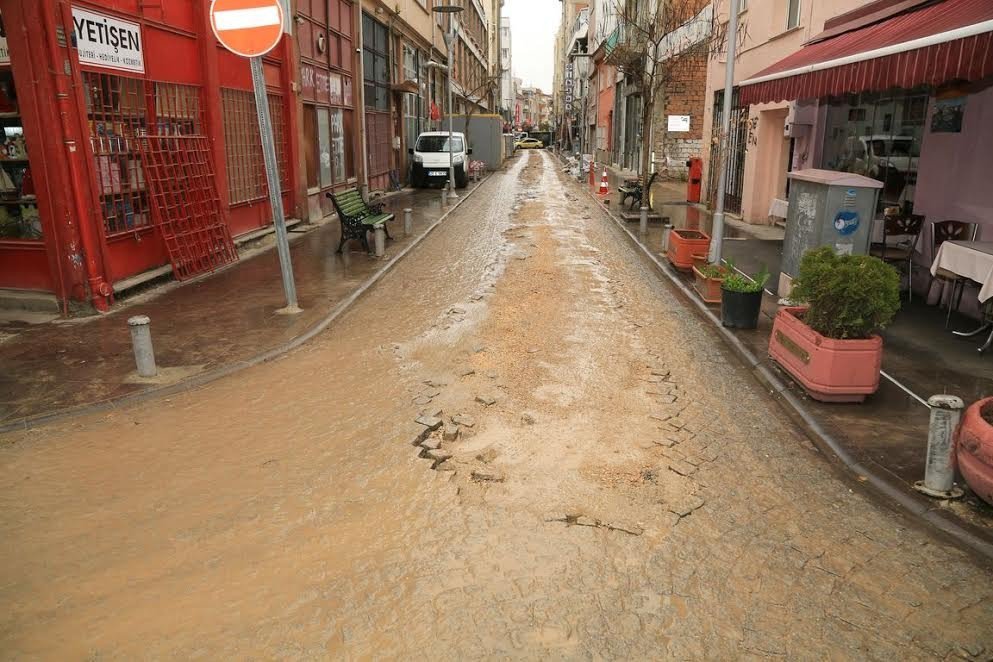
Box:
[709,0,740,265]
[434,4,464,200]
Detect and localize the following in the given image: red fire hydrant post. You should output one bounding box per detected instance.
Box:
[686,157,703,203]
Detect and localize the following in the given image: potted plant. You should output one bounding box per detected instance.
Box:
[957,397,993,506]
[666,229,710,271]
[721,265,770,329]
[692,263,728,304]
[768,247,900,402]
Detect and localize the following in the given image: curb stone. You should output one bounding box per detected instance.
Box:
[582,181,993,565]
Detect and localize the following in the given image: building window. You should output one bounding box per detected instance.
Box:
[363,14,390,111]
[221,88,288,205]
[786,0,800,29]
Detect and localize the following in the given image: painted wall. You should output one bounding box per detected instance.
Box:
[915,85,993,238]
[702,0,868,223]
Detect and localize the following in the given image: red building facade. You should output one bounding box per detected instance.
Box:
[296,0,358,221]
[0,0,297,311]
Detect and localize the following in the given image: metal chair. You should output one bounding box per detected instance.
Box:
[931,220,979,328]
[869,212,924,302]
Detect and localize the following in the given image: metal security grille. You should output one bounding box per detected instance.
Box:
[707,87,748,215]
[220,88,288,205]
[83,74,206,236]
[83,72,152,236]
[138,135,237,280]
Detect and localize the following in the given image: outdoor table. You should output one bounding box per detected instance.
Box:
[929,240,993,353]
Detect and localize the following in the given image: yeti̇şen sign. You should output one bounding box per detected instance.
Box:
[72,7,145,74]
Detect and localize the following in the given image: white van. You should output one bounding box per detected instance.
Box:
[409,131,470,188]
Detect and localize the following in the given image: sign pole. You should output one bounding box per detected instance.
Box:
[250,56,300,314]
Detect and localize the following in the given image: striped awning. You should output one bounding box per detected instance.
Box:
[739,0,993,105]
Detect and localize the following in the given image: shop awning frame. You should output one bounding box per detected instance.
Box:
[739,0,993,105]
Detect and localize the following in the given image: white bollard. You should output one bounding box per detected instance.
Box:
[639,206,649,236]
[404,208,413,236]
[661,223,674,252]
[914,394,965,498]
[128,315,157,378]
[374,226,386,257]
[441,189,448,207]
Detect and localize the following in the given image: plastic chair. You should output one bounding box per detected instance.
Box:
[869,212,924,302]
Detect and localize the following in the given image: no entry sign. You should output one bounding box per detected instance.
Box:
[209,0,284,58]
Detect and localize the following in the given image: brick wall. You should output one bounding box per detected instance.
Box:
[651,49,707,180]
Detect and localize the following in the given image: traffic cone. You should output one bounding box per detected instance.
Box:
[597,167,609,196]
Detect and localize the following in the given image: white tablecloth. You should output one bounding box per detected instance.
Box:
[929,241,993,303]
[767,198,788,219]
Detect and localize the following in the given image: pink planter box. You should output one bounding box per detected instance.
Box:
[957,397,993,506]
[768,306,882,403]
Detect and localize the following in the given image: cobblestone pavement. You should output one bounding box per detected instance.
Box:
[1,151,992,660]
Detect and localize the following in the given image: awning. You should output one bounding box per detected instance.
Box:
[739,0,993,105]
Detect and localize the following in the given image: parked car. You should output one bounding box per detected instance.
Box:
[409,131,470,188]
[515,137,544,150]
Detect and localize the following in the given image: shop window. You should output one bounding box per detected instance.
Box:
[304,104,319,189]
[317,107,333,188]
[221,88,289,205]
[363,14,390,111]
[82,72,153,236]
[331,108,347,182]
[0,68,41,240]
[821,89,928,213]
[786,0,801,30]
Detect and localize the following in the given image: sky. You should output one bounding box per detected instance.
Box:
[504,0,560,92]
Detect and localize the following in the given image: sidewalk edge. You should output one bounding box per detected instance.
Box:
[585,184,993,565]
[1,180,489,435]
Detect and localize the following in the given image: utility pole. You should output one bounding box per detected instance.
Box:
[709,0,740,265]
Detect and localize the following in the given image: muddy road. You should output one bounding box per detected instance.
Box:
[1,151,991,659]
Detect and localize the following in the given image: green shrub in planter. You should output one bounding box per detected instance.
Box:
[789,247,900,340]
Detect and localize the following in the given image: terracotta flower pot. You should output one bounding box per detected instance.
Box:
[692,265,725,304]
[666,229,710,271]
[691,253,708,269]
[957,397,993,506]
[768,306,882,403]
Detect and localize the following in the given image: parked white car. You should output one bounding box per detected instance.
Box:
[409,131,470,188]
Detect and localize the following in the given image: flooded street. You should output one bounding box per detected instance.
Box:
[2,151,992,659]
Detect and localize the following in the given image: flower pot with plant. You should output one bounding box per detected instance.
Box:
[768,247,900,402]
[957,397,993,506]
[666,229,710,271]
[692,263,728,304]
[721,265,770,329]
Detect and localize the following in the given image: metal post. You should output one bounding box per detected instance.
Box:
[441,188,448,207]
[128,315,157,378]
[374,226,386,257]
[404,208,413,236]
[661,222,674,252]
[914,395,965,499]
[639,206,648,236]
[446,26,459,200]
[251,57,301,314]
[709,0,740,265]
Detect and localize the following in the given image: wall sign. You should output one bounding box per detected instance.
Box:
[667,115,690,132]
[72,7,145,74]
[833,210,860,236]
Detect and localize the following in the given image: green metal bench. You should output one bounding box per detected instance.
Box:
[326,189,394,254]
[618,171,659,210]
